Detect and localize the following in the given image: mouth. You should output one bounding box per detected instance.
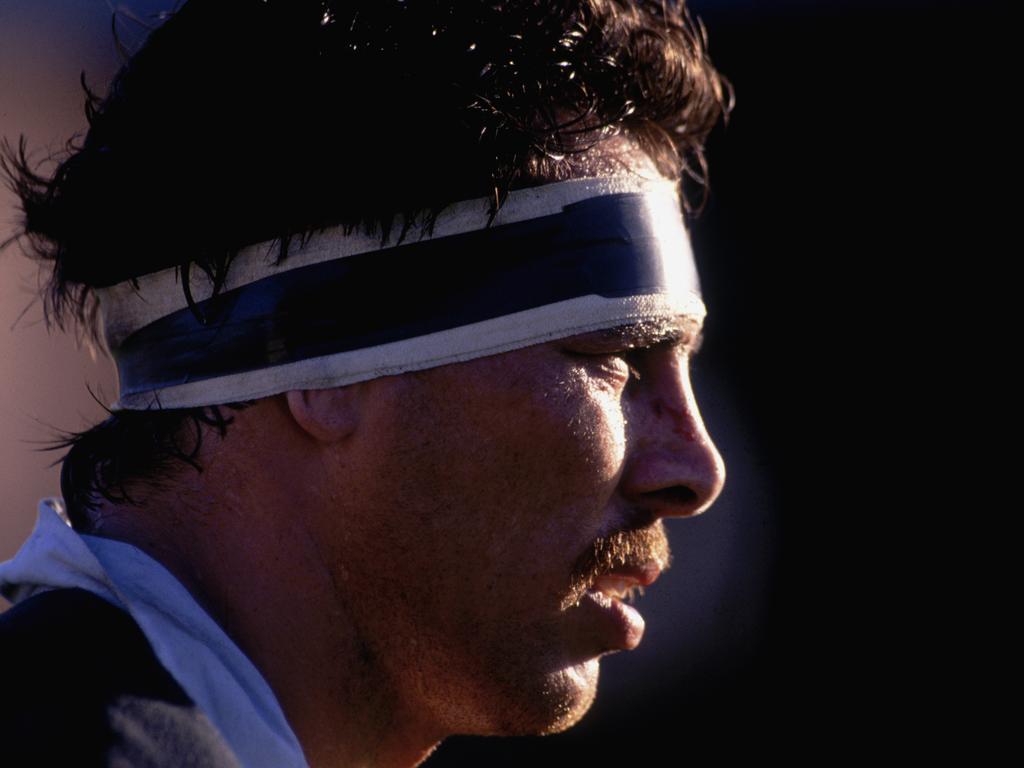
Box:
[573,563,662,652]
[587,562,662,604]
[590,576,644,604]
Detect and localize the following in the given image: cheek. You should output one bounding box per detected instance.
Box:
[361,358,629,592]
[382,360,627,565]
[343,360,629,723]
[473,361,625,492]
[551,367,627,492]
[469,365,628,571]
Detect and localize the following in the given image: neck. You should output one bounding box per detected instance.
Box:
[85,402,444,767]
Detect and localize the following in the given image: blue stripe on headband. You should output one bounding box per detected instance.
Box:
[113,192,680,399]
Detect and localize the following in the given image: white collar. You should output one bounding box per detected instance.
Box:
[0,498,308,768]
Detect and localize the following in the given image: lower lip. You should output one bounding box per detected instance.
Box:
[579,589,646,651]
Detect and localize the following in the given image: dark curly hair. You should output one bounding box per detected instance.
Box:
[0,0,732,529]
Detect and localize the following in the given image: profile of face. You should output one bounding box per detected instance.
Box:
[290,147,725,741]
[314,312,725,737]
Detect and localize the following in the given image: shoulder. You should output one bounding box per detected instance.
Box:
[0,588,240,767]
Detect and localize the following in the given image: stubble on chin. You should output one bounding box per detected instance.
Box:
[485,659,602,737]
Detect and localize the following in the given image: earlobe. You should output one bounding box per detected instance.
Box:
[285,388,359,444]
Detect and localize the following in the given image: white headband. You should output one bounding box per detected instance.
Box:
[98,174,704,410]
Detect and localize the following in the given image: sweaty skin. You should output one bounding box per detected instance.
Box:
[84,153,725,768]
[318,313,723,741]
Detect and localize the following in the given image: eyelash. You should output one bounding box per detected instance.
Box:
[566,350,643,381]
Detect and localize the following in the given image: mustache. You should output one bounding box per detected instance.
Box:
[563,521,672,609]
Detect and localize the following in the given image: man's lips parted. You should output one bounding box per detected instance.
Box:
[589,561,663,603]
[573,561,665,652]
[562,522,672,613]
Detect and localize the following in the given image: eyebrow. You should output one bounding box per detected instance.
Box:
[572,317,705,356]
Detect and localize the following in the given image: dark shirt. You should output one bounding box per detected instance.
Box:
[0,588,240,767]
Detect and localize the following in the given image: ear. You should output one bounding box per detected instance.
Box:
[285,387,360,444]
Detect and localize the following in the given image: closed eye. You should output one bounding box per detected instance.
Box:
[563,349,644,381]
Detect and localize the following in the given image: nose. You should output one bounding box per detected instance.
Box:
[618,346,726,519]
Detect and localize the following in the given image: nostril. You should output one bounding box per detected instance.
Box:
[648,486,697,509]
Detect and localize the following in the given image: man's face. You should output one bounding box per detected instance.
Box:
[326,308,726,737]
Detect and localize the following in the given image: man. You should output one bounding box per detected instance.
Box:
[0,1,730,766]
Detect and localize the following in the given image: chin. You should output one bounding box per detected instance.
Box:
[494,659,602,737]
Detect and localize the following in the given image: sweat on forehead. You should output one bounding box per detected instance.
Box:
[98,174,705,410]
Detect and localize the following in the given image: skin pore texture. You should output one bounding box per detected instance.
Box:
[85,143,726,768]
